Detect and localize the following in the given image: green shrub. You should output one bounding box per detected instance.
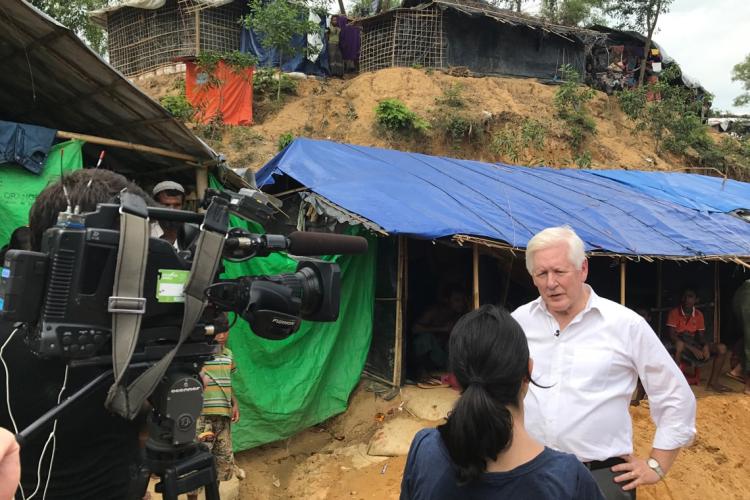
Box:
[253,67,297,96]
[374,99,429,135]
[520,119,547,150]
[574,150,592,168]
[436,83,466,108]
[554,64,597,151]
[490,127,521,163]
[278,131,295,151]
[160,93,193,121]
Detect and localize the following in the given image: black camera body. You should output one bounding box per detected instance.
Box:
[2,203,207,362]
[0,195,349,365]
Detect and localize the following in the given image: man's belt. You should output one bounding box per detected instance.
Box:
[584,457,626,471]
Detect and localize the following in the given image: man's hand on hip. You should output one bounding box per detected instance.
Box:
[611,455,661,491]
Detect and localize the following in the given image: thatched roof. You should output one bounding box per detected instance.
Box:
[391,0,606,43]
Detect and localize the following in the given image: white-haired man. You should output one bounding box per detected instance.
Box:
[511,226,696,499]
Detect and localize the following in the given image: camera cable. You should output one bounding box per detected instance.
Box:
[2,327,69,500]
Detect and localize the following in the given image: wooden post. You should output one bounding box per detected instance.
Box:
[55,131,202,163]
[657,260,663,336]
[500,255,513,308]
[714,262,720,344]
[195,166,208,207]
[473,243,480,309]
[620,259,626,306]
[195,11,201,55]
[393,235,406,386]
[390,14,399,67]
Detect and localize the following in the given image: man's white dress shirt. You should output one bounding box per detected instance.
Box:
[512,286,696,462]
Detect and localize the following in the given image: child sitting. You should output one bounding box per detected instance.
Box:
[187,320,239,500]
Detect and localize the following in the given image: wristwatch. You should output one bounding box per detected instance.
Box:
[647,458,665,479]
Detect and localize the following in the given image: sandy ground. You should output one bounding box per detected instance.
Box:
[137,67,689,172]
[229,372,750,500]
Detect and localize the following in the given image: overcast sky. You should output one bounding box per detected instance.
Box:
[657,0,750,114]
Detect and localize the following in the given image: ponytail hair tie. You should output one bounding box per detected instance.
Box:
[468,377,484,387]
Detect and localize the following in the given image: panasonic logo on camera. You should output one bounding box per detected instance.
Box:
[171,386,201,394]
[272,318,296,326]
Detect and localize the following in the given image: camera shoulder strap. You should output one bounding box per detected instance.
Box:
[105,197,228,420]
[104,191,149,417]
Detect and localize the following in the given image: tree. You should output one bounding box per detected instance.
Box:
[605,0,674,87]
[244,0,322,100]
[541,0,604,26]
[732,54,750,108]
[492,0,527,12]
[30,0,108,55]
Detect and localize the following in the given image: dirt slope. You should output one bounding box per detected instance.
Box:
[243,68,682,171]
[138,67,686,171]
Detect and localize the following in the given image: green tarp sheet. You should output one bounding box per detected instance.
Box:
[0,140,84,247]
[207,176,376,451]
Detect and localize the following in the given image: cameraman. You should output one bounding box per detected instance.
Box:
[0,170,150,499]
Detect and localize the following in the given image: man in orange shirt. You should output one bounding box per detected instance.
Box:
[666,288,730,392]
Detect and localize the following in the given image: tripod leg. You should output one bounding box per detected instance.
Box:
[127,465,152,500]
[204,479,221,500]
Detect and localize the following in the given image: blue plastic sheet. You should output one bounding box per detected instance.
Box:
[256,138,750,258]
[585,170,750,213]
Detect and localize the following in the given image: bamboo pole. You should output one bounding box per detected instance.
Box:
[714,262,720,344]
[657,261,663,336]
[56,130,203,164]
[473,243,480,309]
[393,235,405,387]
[620,259,626,305]
[195,166,209,205]
[195,11,201,55]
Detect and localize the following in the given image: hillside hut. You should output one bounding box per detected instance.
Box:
[356,0,605,79]
[90,0,247,77]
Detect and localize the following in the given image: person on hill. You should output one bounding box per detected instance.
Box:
[666,287,731,392]
[512,226,696,499]
[400,305,603,500]
[327,15,344,77]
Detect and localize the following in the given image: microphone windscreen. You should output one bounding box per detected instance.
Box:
[287,231,368,256]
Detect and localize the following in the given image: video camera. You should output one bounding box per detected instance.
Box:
[0,187,366,361]
[0,186,367,499]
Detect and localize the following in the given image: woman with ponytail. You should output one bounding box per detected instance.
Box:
[400,305,603,499]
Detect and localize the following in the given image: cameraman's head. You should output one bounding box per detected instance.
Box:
[29,169,150,251]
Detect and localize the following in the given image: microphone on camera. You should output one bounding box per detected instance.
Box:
[286,231,368,256]
[223,231,368,258]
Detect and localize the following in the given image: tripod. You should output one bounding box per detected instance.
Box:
[17,363,223,500]
[129,365,222,500]
[129,415,220,500]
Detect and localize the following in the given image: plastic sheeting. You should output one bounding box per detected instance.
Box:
[587,170,750,214]
[0,140,83,248]
[240,11,329,75]
[89,0,235,23]
[206,175,377,451]
[257,138,750,258]
[185,61,253,125]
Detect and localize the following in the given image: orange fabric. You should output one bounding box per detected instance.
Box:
[185,60,253,126]
[666,306,705,335]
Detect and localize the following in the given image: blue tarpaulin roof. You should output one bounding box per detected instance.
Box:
[256,138,750,259]
[586,170,750,213]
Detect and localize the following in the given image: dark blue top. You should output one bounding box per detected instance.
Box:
[400,428,604,500]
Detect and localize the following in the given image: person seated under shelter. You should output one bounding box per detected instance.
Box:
[666,288,731,392]
[411,283,468,385]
